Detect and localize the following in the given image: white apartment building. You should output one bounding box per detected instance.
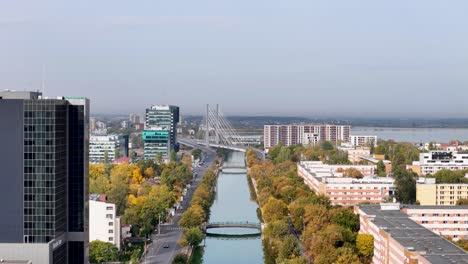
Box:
[89,194,121,249]
[264,124,351,149]
[89,134,127,163]
[350,135,377,147]
[401,205,468,241]
[419,151,468,175]
[297,161,395,206]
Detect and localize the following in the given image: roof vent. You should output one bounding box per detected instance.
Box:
[407,247,415,251]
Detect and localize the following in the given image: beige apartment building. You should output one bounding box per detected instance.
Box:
[417,177,468,205]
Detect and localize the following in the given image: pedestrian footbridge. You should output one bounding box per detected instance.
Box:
[204,221,262,236]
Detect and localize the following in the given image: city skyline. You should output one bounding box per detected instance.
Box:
[1,1,468,117]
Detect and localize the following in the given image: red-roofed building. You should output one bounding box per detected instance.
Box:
[113,157,131,164]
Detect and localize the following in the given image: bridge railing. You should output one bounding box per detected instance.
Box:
[207,221,261,226]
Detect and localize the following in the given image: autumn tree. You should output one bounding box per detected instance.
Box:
[456,198,468,205]
[356,234,374,258]
[344,168,364,179]
[179,204,205,228]
[262,197,288,222]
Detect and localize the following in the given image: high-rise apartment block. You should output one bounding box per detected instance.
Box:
[143,105,180,159]
[350,135,377,147]
[264,124,351,149]
[0,91,89,264]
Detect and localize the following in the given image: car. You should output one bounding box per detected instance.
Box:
[163,244,169,248]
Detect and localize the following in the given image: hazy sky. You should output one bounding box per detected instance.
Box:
[1,1,467,117]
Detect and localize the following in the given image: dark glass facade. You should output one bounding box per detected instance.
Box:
[0,93,88,264]
[23,100,68,244]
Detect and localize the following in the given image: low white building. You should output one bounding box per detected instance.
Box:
[420,151,468,175]
[350,135,377,147]
[89,194,121,250]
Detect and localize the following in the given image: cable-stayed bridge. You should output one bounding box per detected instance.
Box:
[178,104,264,158]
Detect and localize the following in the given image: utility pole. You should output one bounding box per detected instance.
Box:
[205,104,210,147]
[158,214,161,235]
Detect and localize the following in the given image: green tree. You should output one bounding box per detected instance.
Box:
[155,152,163,164]
[377,160,386,176]
[181,228,203,247]
[321,141,334,151]
[108,174,130,215]
[89,240,118,263]
[179,204,205,228]
[172,254,188,264]
[434,169,464,183]
[170,150,177,162]
[356,234,374,257]
[330,207,360,232]
[276,146,292,163]
[394,169,417,204]
[264,220,289,240]
[277,235,301,261]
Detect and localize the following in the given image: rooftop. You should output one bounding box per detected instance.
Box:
[359,204,468,263]
[0,90,42,100]
[89,194,107,202]
[0,261,32,264]
[402,205,468,210]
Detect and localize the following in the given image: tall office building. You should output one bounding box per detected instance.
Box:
[143,105,180,160]
[0,91,89,264]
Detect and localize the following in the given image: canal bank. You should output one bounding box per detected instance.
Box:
[194,151,264,264]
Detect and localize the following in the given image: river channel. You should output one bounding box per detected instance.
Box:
[199,151,264,264]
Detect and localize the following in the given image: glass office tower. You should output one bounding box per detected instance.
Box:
[0,91,89,264]
[143,105,180,160]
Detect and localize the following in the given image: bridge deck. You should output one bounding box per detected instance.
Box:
[206,222,261,230]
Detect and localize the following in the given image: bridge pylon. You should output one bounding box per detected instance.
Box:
[203,104,244,148]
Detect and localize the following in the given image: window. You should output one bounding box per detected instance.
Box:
[106,214,113,219]
[108,237,113,242]
[106,206,113,210]
[109,222,113,226]
[433,213,439,217]
[109,230,114,234]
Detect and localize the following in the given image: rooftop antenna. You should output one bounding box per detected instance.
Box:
[41,64,46,96]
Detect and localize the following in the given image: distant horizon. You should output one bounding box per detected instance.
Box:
[91,111,468,120]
